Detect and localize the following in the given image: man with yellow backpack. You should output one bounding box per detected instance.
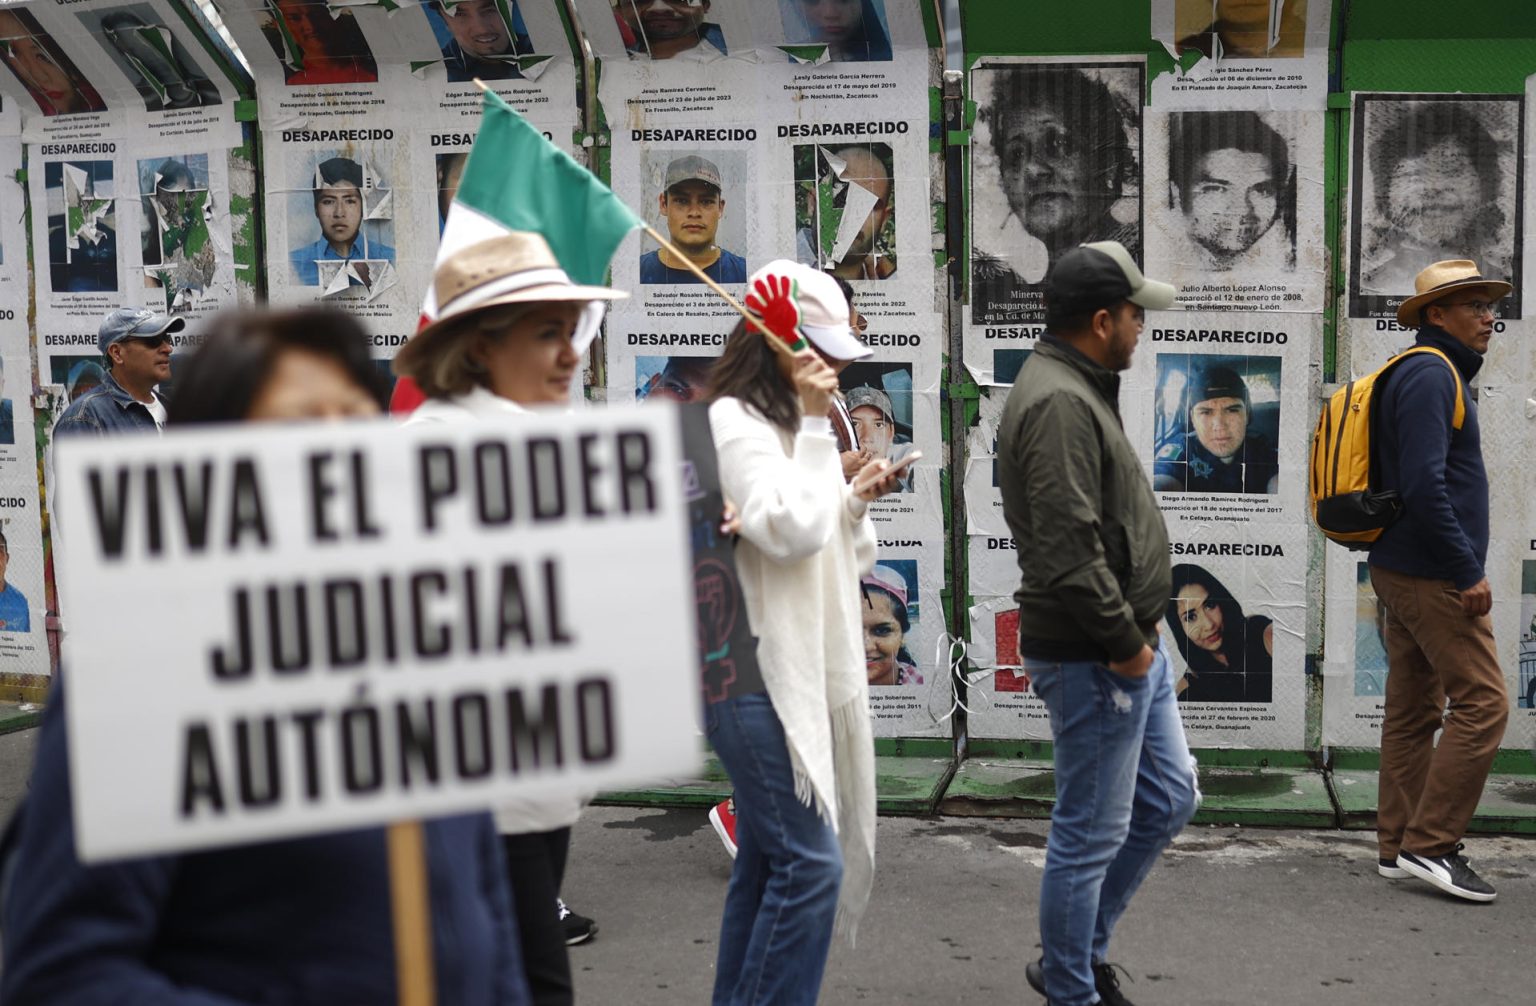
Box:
[1348,260,1511,902]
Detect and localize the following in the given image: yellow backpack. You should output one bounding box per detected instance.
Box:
[1309,347,1465,549]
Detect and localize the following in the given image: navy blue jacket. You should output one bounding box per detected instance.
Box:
[1369,326,1489,590]
[0,685,531,1005]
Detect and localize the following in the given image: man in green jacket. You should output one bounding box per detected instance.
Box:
[997,242,1199,1006]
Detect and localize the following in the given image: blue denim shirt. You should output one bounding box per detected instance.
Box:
[52,372,161,438]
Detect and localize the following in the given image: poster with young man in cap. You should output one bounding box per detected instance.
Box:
[217,0,582,358]
[638,154,747,284]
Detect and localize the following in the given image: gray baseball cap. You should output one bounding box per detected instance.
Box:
[664,155,722,192]
[98,308,185,354]
[845,385,894,425]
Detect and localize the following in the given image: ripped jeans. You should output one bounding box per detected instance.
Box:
[1027,638,1199,1006]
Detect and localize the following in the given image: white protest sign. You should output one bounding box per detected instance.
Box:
[55,406,699,862]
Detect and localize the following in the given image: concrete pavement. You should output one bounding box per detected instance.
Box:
[0,725,1528,1004]
[564,805,1535,1005]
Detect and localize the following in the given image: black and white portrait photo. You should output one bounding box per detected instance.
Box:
[1165,111,1295,272]
[969,60,1144,325]
[1350,94,1523,319]
[1143,109,1323,310]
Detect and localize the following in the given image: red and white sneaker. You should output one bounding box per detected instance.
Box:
[709,797,738,859]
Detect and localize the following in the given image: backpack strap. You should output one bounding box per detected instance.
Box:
[1392,346,1466,430]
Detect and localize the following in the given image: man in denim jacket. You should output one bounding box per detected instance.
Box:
[54,308,182,437]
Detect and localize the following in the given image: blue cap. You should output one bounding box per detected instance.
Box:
[97,308,185,355]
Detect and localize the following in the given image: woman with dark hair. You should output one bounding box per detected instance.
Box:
[785,0,892,62]
[706,259,900,1004]
[1,306,528,1004]
[861,564,921,686]
[1164,563,1274,703]
[166,307,388,423]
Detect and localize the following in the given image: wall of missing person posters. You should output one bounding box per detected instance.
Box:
[585,0,950,737]
[6,0,1536,758]
[960,22,1328,750]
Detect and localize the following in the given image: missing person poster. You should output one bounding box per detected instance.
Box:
[1143,108,1325,313]
[54,406,702,861]
[965,56,1145,357]
[221,0,581,355]
[1347,92,1524,322]
[4,0,245,385]
[1148,0,1332,110]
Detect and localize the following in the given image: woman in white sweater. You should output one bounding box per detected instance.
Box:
[392,231,626,1006]
[706,261,903,1005]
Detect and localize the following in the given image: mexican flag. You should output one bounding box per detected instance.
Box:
[394,91,641,411]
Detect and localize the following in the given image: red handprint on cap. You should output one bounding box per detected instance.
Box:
[744,272,809,353]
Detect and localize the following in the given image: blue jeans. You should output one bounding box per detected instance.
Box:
[1028,639,1199,1006]
[706,693,843,1006]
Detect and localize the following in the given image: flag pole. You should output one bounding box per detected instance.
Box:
[469,78,795,360]
[387,820,436,1006]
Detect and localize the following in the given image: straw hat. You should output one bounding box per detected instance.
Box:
[1394,259,1512,328]
[396,232,626,374]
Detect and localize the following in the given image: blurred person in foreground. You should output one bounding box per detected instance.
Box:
[0,306,529,1005]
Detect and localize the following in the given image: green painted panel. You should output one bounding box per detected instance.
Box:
[1330,769,1536,835]
[1342,39,1536,94]
[960,0,1154,55]
[1345,0,1536,39]
[597,756,954,814]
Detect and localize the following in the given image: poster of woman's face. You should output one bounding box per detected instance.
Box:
[779,0,892,62]
[969,60,1143,325]
[1350,94,1523,320]
[0,8,107,117]
[80,5,222,111]
[261,0,378,86]
[1165,561,1274,703]
[861,560,920,686]
[45,160,118,294]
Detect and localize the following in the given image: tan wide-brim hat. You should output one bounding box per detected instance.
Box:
[395,231,627,376]
[1394,259,1513,328]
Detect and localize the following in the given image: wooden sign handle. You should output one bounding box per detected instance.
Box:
[388,820,436,1006]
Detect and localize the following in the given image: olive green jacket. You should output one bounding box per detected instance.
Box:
[996,336,1171,663]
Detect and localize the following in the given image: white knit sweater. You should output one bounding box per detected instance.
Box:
[708,396,879,941]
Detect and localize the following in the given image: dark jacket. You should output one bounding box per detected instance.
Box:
[997,335,1171,663]
[52,372,162,437]
[1369,325,1489,590]
[0,684,531,1006]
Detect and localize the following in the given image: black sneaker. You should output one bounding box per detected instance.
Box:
[1026,957,1137,1005]
[1378,857,1409,879]
[1093,962,1138,1006]
[1396,844,1496,903]
[1026,958,1047,999]
[557,898,598,945]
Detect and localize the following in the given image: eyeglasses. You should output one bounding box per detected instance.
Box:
[1444,300,1497,318]
[851,313,869,334]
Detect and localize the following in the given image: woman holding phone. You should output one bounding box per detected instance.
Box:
[705,260,901,1004]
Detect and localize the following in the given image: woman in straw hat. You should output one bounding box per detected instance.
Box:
[704,259,902,1004]
[393,231,626,1005]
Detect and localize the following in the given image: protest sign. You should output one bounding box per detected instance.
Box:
[54,405,699,861]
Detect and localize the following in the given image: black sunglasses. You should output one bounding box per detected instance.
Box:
[124,332,176,349]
